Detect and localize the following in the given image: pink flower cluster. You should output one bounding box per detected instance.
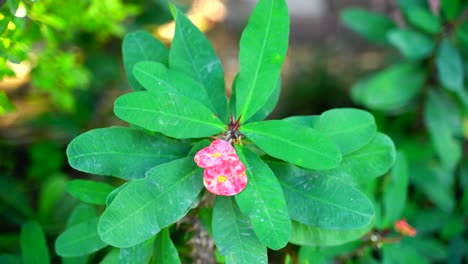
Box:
[194,139,247,196]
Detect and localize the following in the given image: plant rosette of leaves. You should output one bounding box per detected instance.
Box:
[57,0,396,262]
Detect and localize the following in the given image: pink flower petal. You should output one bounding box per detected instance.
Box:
[194,139,238,168]
[203,159,247,196]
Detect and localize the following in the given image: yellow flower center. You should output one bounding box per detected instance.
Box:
[217,175,227,182]
[212,152,222,158]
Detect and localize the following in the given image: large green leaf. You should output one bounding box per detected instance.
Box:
[341,8,396,44]
[235,146,290,250]
[153,228,181,264]
[55,218,107,257]
[325,133,396,184]
[114,91,225,138]
[424,90,462,172]
[436,38,464,92]
[133,61,217,114]
[246,78,281,122]
[269,162,375,229]
[315,108,377,155]
[119,237,154,264]
[387,29,434,60]
[67,127,190,180]
[98,158,203,248]
[241,120,341,170]
[404,7,441,34]
[20,221,50,264]
[235,0,289,122]
[289,220,373,247]
[65,180,114,205]
[382,151,408,226]
[212,196,267,264]
[169,5,227,121]
[351,63,426,111]
[123,31,169,91]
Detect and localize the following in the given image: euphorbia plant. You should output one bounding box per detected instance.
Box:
[56,0,396,262]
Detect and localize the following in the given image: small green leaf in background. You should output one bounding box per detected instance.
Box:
[241,120,341,170]
[212,196,267,264]
[0,176,34,218]
[351,63,426,111]
[0,91,15,115]
[436,38,464,92]
[387,29,434,60]
[20,221,50,264]
[66,204,97,228]
[325,133,396,184]
[382,151,409,227]
[269,162,375,229]
[234,0,289,122]
[66,180,114,205]
[340,8,396,44]
[169,5,227,121]
[123,31,169,91]
[441,0,460,21]
[404,7,441,34]
[314,108,377,155]
[114,91,225,138]
[153,228,181,264]
[38,173,68,224]
[119,237,154,264]
[55,218,107,257]
[98,158,203,248]
[383,240,429,264]
[67,127,190,180]
[7,0,20,15]
[289,220,373,247]
[424,90,462,172]
[133,61,217,114]
[99,249,119,264]
[235,146,291,250]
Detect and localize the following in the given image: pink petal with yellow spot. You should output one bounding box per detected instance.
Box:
[203,159,247,196]
[194,139,238,168]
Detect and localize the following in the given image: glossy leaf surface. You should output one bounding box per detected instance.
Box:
[241,120,341,170]
[235,146,290,250]
[114,91,225,138]
[235,0,289,122]
[67,127,190,180]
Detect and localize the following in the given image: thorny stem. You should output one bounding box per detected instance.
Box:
[217,115,243,143]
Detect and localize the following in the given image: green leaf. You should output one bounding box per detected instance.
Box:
[351,63,426,111]
[153,228,181,264]
[383,240,429,264]
[66,180,114,205]
[114,91,225,138]
[20,221,50,264]
[410,164,455,212]
[212,196,267,264]
[0,176,34,218]
[341,8,396,44]
[404,7,442,34]
[99,249,119,264]
[55,218,107,257]
[7,0,19,15]
[67,127,190,180]
[315,108,377,155]
[246,78,281,122]
[282,115,320,127]
[0,255,21,264]
[169,5,227,121]
[106,182,129,207]
[66,204,97,228]
[382,151,408,226]
[235,146,291,250]
[0,91,15,115]
[269,162,375,229]
[98,158,203,248]
[123,31,169,91]
[133,61,217,114]
[325,133,396,184]
[241,120,341,170]
[38,174,68,223]
[441,0,460,21]
[425,90,462,172]
[387,29,434,60]
[289,220,373,247]
[119,237,154,264]
[235,0,289,122]
[436,38,464,92]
